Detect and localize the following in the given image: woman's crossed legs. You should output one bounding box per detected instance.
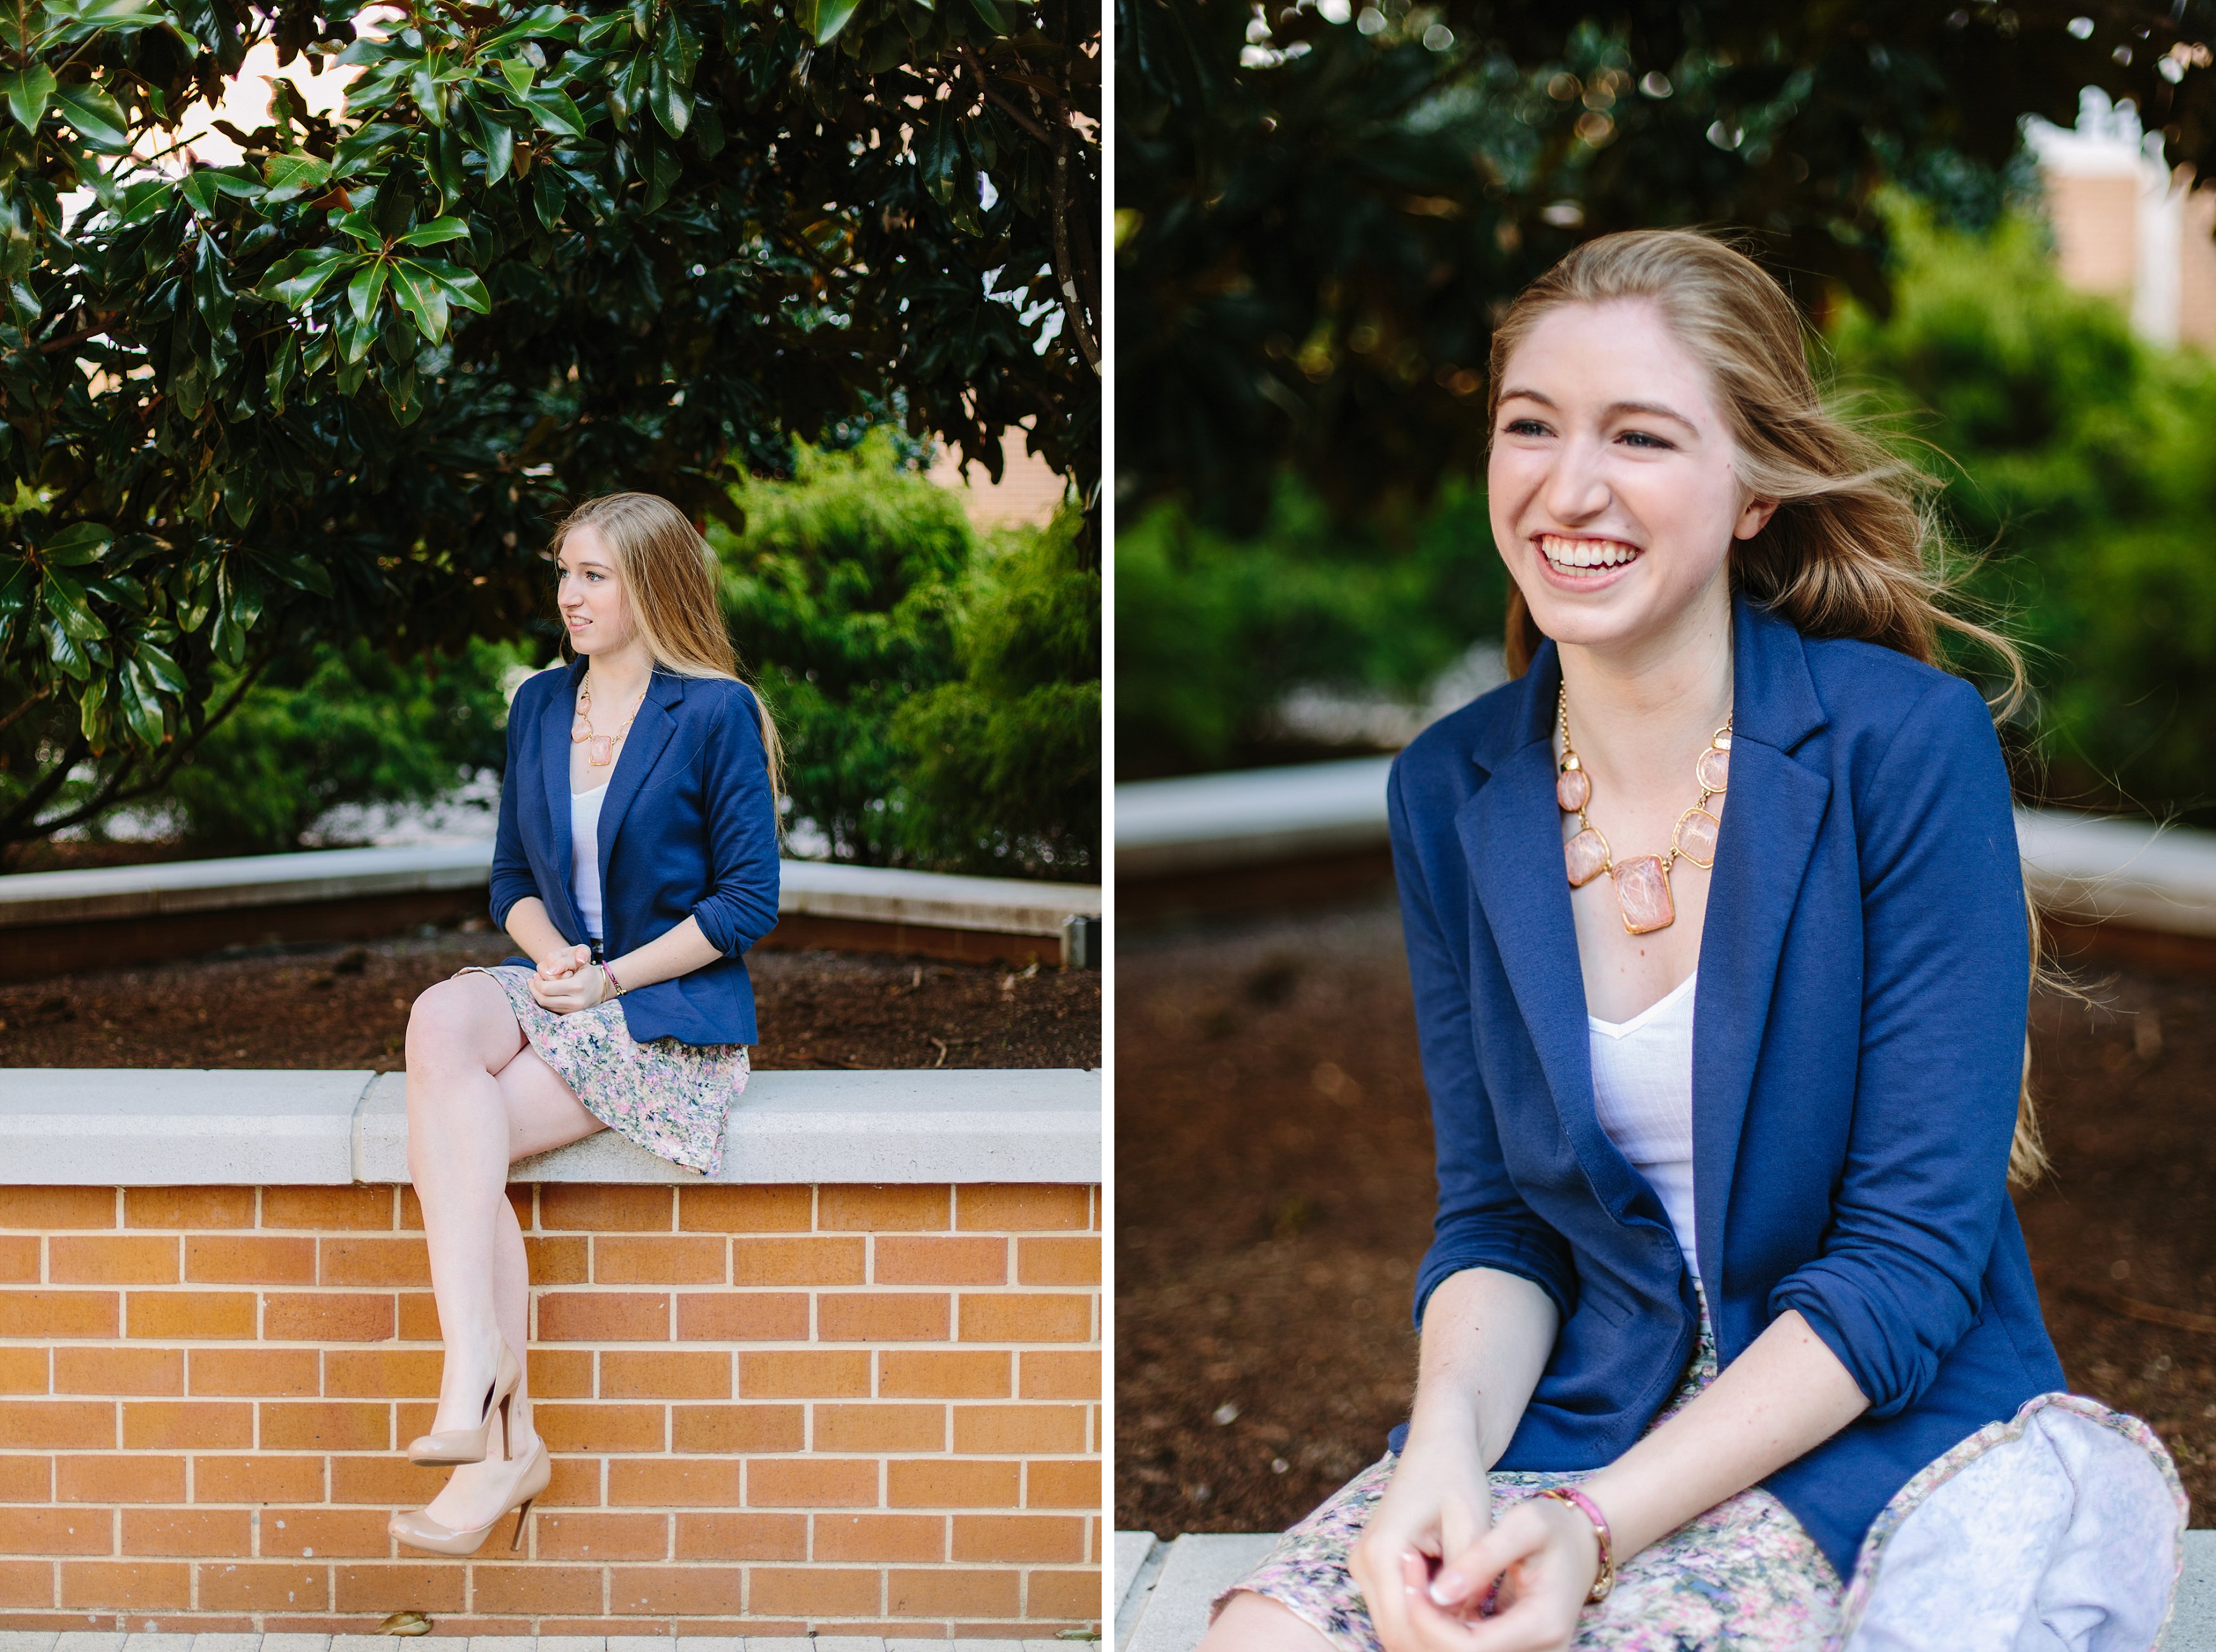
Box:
[404,970,606,1529]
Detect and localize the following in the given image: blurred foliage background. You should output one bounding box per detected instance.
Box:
[1116,0,2216,824]
[47,441,1100,878]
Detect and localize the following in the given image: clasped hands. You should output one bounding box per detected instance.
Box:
[1349,1453,1604,1652]
[528,943,613,1014]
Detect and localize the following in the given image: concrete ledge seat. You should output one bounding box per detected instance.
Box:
[0,1638,1094,1652]
[1112,1530,2216,1651]
[0,846,1100,939]
[1115,756,2216,938]
[0,1067,1102,1186]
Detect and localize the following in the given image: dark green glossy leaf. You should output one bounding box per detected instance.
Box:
[496,57,537,97]
[42,523,112,565]
[52,82,128,149]
[43,571,107,641]
[346,259,389,324]
[134,638,189,695]
[118,655,165,745]
[389,258,453,340]
[813,0,864,44]
[393,215,470,247]
[532,163,565,228]
[648,53,688,136]
[409,257,491,313]
[3,65,56,131]
[521,87,587,137]
[259,246,353,307]
[261,151,331,201]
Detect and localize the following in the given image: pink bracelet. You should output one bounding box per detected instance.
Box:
[1537,1485,1616,1603]
[600,960,627,999]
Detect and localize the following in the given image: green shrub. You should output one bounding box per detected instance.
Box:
[1828,205,2216,822]
[150,636,525,855]
[716,432,1100,877]
[1115,477,1509,779]
[895,514,1100,877]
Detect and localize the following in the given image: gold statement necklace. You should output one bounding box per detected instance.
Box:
[1555,681,1732,935]
[570,671,639,767]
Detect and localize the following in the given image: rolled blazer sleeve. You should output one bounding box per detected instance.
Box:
[1392,755,1577,1328]
[488,680,538,930]
[1766,675,2029,1417]
[687,683,781,956]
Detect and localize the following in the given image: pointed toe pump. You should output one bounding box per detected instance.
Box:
[406,1342,524,1466]
[388,1438,551,1557]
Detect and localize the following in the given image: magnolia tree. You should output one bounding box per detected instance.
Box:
[1118,0,2216,532]
[0,0,1099,851]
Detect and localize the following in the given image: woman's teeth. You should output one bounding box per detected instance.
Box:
[1540,534,1639,572]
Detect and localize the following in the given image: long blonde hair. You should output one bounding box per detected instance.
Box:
[551,491,786,806]
[1488,229,2048,1183]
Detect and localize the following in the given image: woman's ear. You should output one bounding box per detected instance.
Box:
[1734,495,1780,541]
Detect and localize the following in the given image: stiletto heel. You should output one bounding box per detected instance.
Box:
[407,1342,523,1466]
[499,1389,513,1461]
[389,1439,552,1558]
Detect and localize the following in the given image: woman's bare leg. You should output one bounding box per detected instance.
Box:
[405,977,603,1529]
[1199,1592,1342,1652]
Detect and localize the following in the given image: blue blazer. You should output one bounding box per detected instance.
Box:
[1385,593,2064,1578]
[488,659,781,1045]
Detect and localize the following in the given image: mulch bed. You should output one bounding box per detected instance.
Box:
[1115,897,2216,1538]
[3,926,1100,1072]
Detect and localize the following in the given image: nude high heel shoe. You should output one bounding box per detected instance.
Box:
[407,1342,523,1466]
[387,1438,551,1556]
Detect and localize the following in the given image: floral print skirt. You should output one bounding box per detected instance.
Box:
[1218,1284,2186,1652]
[465,964,748,1176]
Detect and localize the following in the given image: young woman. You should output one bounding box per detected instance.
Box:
[1203,232,2184,1651]
[387,492,781,1555]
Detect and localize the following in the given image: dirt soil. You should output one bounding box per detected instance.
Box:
[1,926,1100,1071]
[1116,898,2216,1538]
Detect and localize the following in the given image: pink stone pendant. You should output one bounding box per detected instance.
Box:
[588,735,614,766]
[1565,826,1610,887]
[1673,806,1721,869]
[1556,766,1591,811]
[1696,745,1730,793]
[1613,855,1675,934]
[571,713,593,743]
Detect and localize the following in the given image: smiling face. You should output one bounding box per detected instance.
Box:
[556,524,638,655]
[1488,296,1775,660]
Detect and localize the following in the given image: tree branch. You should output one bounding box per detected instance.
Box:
[959,45,1054,144]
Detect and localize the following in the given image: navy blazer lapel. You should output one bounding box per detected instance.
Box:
[540,658,588,939]
[1459,648,1646,1220]
[1690,598,1832,1306]
[596,667,683,899]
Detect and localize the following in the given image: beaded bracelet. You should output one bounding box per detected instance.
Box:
[600,960,627,999]
[1536,1485,1616,1603]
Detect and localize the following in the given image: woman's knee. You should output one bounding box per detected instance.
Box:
[405,976,509,1071]
[1199,1592,1338,1652]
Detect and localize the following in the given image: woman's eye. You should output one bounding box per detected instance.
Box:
[1504,418,1549,437]
[1620,430,1671,450]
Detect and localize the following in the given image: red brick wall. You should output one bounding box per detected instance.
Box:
[0,1182,1102,1634]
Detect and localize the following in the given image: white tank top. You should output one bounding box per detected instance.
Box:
[570,781,609,942]
[1587,970,1699,1280]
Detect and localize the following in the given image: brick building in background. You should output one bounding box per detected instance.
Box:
[2030,86,2216,350]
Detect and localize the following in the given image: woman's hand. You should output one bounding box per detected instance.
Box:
[528,945,607,1015]
[1411,1494,1600,1652]
[1348,1430,1493,1652]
